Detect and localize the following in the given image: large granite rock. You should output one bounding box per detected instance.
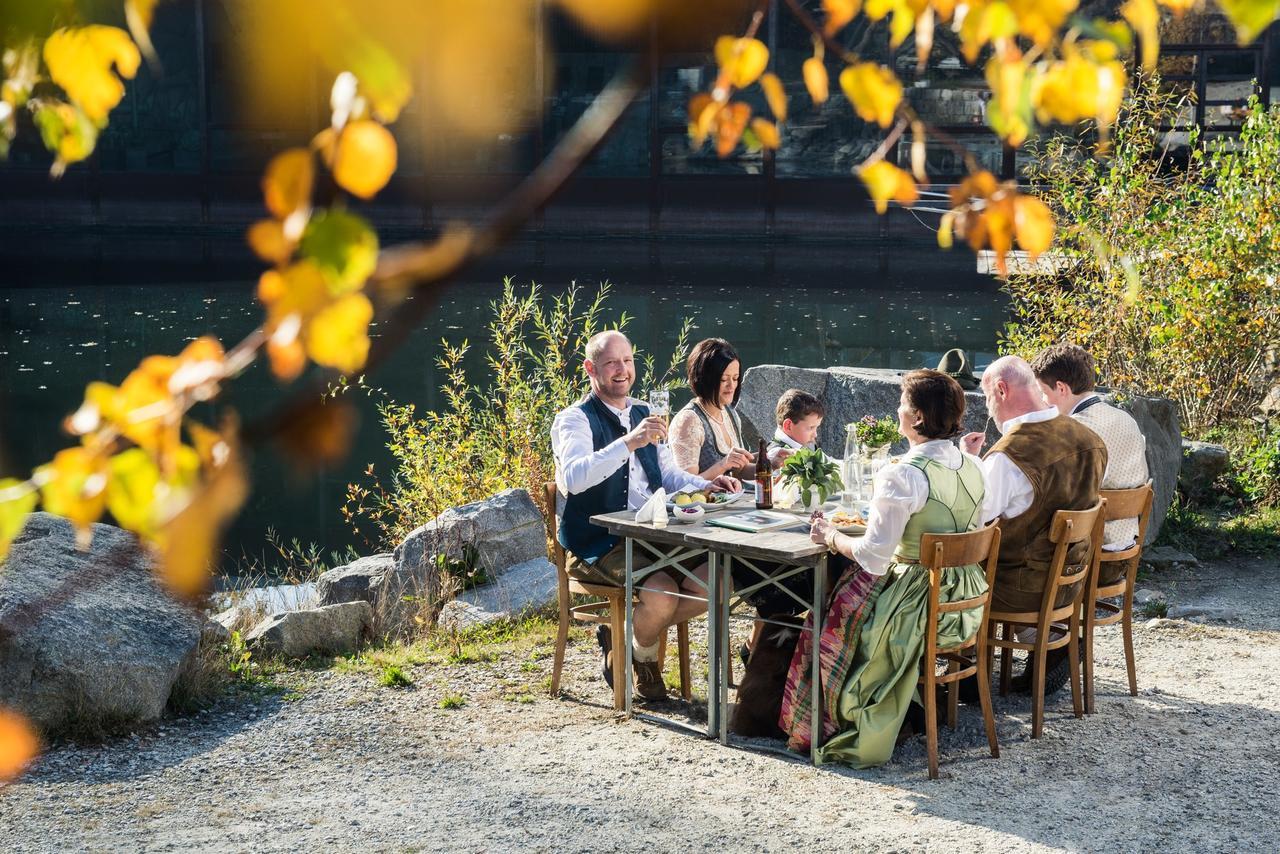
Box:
[0,513,202,735]
[1180,440,1230,498]
[738,365,1181,542]
[315,554,396,606]
[436,557,558,631]
[244,601,373,658]
[314,553,424,638]
[395,488,546,587]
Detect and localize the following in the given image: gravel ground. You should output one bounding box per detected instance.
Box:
[2,556,1278,853]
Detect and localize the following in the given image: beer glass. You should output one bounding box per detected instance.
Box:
[647,389,669,443]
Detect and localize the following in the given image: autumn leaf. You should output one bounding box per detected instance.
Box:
[714,102,752,157]
[300,209,379,293]
[0,479,37,563]
[1013,193,1055,258]
[890,1,916,49]
[803,57,830,104]
[1217,0,1280,43]
[156,449,247,599]
[715,36,770,89]
[554,0,654,41]
[262,148,314,223]
[949,170,999,208]
[859,160,918,214]
[1156,0,1198,13]
[750,117,781,150]
[1008,0,1079,48]
[333,119,397,199]
[32,102,98,175]
[823,0,861,34]
[124,0,162,66]
[0,709,39,782]
[761,72,787,122]
[106,446,199,540]
[985,55,1033,147]
[38,447,109,544]
[247,219,294,267]
[840,63,902,128]
[938,210,956,248]
[43,26,141,124]
[306,293,374,374]
[1121,0,1161,71]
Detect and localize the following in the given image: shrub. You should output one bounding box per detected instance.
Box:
[343,279,691,554]
[1002,90,1280,434]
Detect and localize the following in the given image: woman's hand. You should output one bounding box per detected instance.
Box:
[722,447,754,471]
[708,475,741,493]
[810,516,835,545]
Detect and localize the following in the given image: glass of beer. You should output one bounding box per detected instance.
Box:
[647,389,669,443]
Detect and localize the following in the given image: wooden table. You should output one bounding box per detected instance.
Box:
[590,507,831,764]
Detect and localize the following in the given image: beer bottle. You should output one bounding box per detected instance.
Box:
[755,438,773,510]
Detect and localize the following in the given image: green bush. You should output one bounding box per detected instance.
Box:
[1002,89,1280,434]
[343,279,691,553]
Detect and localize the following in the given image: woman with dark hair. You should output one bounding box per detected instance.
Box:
[777,369,989,767]
[669,338,754,480]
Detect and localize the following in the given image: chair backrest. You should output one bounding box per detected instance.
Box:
[1039,498,1106,624]
[543,481,567,573]
[918,521,1002,653]
[1099,481,1155,560]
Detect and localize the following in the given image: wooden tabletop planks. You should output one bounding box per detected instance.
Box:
[590,510,829,566]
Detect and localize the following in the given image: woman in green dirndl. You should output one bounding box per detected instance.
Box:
[778,369,989,766]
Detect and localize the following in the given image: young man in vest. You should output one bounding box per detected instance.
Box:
[551,330,740,701]
[1032,343,1150,570]
[961,356,1107,695]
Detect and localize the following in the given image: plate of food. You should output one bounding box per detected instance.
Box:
[669,490,745,510]
[828,508,868,534]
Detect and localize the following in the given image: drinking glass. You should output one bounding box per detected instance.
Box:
[647,389,670,443]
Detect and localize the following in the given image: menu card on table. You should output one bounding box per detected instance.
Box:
[704,510,802,534]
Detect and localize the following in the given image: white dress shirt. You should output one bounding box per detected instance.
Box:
[979,406,1059,524]
[1071,396,1148,550]
[552,397,711,511]
[849,439,970,576]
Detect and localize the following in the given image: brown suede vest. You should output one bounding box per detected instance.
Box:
[987,415,1107,579]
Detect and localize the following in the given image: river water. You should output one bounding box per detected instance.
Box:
[0,239,1007,570]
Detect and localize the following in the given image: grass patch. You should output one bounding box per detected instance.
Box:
[1157,502,1280,560]
[378,664,414,688]
[438,692,466,709]
[1140,600,1169,619]
[503,693,536,704]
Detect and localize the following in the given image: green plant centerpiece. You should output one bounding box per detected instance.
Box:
[850,415,899,451]
[779,448,843,509]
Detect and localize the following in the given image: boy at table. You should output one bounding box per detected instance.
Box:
[767,388,825,468]
[551,330,739,701]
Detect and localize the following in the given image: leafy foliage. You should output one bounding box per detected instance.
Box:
[850,415,900,449]
[780,448,844,506]
[343,281,692,551]
[1003,91,1280,432]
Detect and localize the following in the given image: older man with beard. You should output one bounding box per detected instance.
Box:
[551,330,739,701]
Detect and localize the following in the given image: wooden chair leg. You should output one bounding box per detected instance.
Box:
[609,596,626,711]
[924,660,939,780]
[1082,603,1096,715]
[1123,597,1138,697]
[976,634,999,759]
[1068,614,1084,720]
[946,659,959,730]
[999,622,1013,697]
[677,620,692,701]
[1031,640,1047,739]
[549,590,570,697]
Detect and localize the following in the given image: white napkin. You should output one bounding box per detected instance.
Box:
[635,488,668,525]
[772,477,799,510]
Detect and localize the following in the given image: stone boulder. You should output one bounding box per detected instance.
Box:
[315,554,396,606]
[1180,440,1230,497]
[0,513,202,735]
[314,553,427,638]
[738,365,1182,542]
[244,601,373,658]
[395,488,546,588]
[1260,385,1280,417]
[437,558,558,631]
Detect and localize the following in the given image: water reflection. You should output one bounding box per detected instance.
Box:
[0,241,1007,567]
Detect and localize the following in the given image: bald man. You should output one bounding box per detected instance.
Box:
[961,355,1107,695]
[551,330,739,702]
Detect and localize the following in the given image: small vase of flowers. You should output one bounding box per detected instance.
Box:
[779,448,843,510]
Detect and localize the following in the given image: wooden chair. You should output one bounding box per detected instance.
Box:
[543,482,691,709]
[1082,483,1155,713]
[986,500,1106,739]
[917,523,1002,779]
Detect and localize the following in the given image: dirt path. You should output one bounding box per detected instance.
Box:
[3,557,1278,852]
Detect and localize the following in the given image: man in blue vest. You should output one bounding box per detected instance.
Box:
[552,330,740,701]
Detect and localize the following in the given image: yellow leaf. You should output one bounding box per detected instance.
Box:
[823,0,861,33]
[0,708,40,782]
[985,55,1032,147]
[949,170,999,207]
[0,479,37,563]
[839,63,903,128]
[248,219,294,267]
[1216,0,1280,43]
[715,36,770,89]
[750,117,781,149]
[865,0,896,19]
[1121,0,1161,71]
[333,119,397,200]
[306,293,374,374]
[299,209,379,293]
[262,148,314,221]
[938,210,956,248]
[910,120,928,181]
[124,0,162,66]
[915,8,936,69]
[38,447,109,541]
[1008,0,1079,48]
[859,160,918,214]
[156,449,247,599]
[1156,0,1197,12]
[43,26,140,124]
[1013,193,1055,258]
[890,1,916,49]
[803,57,830,104]
[554,0,654,41]
[761,72,788,122]
[714,102,752,157]
[107,445,200,540]
[688,93,717,146]
[33,102,98,175]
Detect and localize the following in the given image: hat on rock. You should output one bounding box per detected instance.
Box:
[936,348,979,390]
